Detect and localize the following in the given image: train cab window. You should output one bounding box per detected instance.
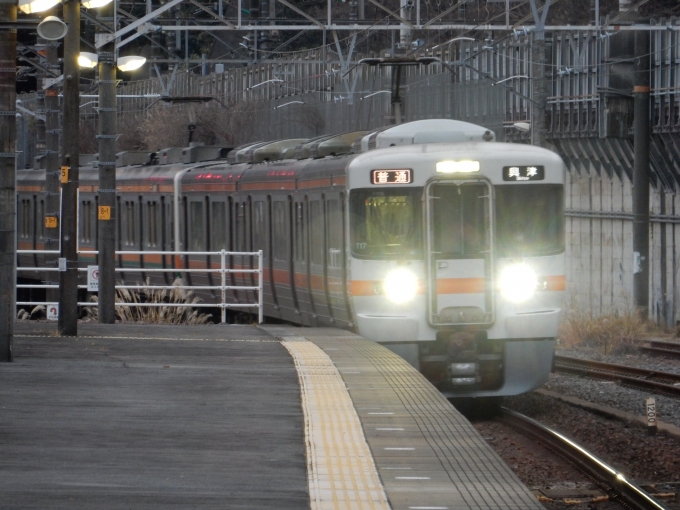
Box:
[272,200,287,262]
[211,201,227,251]
[432,183,488,258]
[495,184,565,257]
[190,201,206,251]
[349,189,422,259]
[326,198,343,268]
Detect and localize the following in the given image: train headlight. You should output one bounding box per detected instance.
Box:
[498,263,537,303]
[383,268,418,304]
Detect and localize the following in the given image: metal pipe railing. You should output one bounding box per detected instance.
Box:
[16,249,264,324]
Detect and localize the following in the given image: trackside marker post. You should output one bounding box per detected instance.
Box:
[646,397,657,436]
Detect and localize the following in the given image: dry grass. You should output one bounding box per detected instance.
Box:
[84,278,212,325]
[558,306,665,355]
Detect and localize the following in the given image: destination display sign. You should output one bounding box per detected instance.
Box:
[502,165,545,181]
[371,169,412,184]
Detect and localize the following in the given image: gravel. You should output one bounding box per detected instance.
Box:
[547,344,680,429]
[472,343,680,509]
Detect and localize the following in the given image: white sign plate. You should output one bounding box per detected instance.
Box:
[87,265,99,292]
[47,303,59,321]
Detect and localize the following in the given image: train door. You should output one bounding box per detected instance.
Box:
[308,195,331,324]
[251,196,270,311]
[425,180,494,326]
[209,198,229,300]
[232,199,247,305]
[325,193,349,326]
[271,195,296,320]
[292,196,314,325]
[187,196,209,289]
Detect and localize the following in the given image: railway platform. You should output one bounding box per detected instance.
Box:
[0,322,543,510]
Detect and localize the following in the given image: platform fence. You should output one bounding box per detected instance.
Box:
[16,249,264,324]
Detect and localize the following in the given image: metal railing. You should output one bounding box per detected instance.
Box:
[16,249,264,324]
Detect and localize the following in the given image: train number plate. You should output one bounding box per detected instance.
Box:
[503,165,544,181]
[371,169,412,184]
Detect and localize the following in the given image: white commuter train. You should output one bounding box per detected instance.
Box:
[17,119,565,398]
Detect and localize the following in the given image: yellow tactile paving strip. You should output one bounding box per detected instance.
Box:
[281,337,391,510]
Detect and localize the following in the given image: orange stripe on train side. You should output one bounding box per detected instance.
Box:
[437,278,486,294]
[544,275,566,291]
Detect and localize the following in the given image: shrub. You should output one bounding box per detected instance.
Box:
[84,278,212,325]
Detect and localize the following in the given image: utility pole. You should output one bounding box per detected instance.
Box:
[529,0,550,148]
[97,0,116,323]
[58,0,80,335]
[45,40,61,303]
[0,0,16,362]
[632,26,650,317]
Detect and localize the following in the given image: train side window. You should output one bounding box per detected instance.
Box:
[19,199,30,239]
[80,200,92,243]
[309,200,323,265]
[211,201,227,250]
[326,198,342,268]
[190,201,205,251]
[294,202,305,263]
[165,200,174,251]
[147,201,158,247]
[273,200,287,262]
[37,200,45,240]
[125,201,136,246]
[234,202,246,252]
[252,200,266,252]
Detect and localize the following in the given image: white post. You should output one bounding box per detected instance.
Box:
[258,250,263,324]
[220,249,226,323]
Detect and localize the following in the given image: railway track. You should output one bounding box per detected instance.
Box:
[500,408,670,510]
[553,355,680,398]
[639,340,680,359]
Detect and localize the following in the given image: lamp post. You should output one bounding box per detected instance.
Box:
[96,0,116,323]
[58,0,80,336]
[78,31,145,325]
[0,0,17,361]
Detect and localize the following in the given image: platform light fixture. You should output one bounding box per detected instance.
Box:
[19,0,112,13]
[78,53,146,72]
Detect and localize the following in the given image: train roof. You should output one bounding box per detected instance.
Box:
[24,119,499,175]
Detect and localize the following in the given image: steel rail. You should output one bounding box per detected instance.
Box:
[639,340,680,359]
[553,355,680,398]
[500,408,669,510]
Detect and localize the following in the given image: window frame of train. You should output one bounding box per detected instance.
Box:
[144,199,160,248]
[19,197,32,240]
[349,187,423,260]
[123,199,137,248]
[188,197,207,252]
[210,198,229,251]
[494,184,565,257]
[79,199,94,244]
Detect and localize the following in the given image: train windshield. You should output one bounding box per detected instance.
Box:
[495,184,564,256]
[350,188,422,259]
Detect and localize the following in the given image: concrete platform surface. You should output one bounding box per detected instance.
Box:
[1,322,307,509]
[1,322,543,510]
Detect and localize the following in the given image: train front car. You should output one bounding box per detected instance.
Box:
[346,120,565,398]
